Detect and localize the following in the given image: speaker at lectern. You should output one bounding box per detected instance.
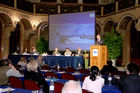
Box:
[90,45,108,70]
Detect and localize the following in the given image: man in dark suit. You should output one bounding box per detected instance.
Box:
[75,47,83,56]
[96,34,104,45]
[119,63,140,93]
[100,60,118,75]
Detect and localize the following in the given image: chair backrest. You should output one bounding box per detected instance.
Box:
[82,89,93,93]
[66,67,76,72]
[41,65,51,70]
[62,73,76,80]
[53,66,64,71]
[79,69,90,74]
[45,72,57,78]
[54,82,64,93]
[81,75,88,82]
[9,76,23,88]
[24,79,40,90]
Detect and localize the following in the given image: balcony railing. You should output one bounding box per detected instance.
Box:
[118,0,135,10]
[17,0,33,13]
[0,0,138,16]
[0,0,14,7]
[61,5,80,13]
[36,4,58,14]
[104,3,115,14]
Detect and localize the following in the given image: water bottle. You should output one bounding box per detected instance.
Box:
[57,64,60,71]
[108,73,112,86]
[78,62,81,68]
[49,80,54,93]
[39,85,44,93]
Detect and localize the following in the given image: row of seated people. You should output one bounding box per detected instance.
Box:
[1,57,140,93]
[13,47,85,57]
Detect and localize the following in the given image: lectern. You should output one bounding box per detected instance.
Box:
[90,45,108,70]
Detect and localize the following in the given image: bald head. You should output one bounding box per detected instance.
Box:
[62,80,82,93]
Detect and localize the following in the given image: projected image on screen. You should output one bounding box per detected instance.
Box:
[49,11,95,50]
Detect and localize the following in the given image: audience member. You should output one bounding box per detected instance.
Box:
[62,80,82,93]
[100,60,118,75]
[64,48,72,56]
[75,47,83,56]
[82,66,104,93]
[36,56,44,70]
[52,48,61,56]
[6,61,21,77]
[0,59,21,85]
[17,56,27,69]
[24,60,49,93]
[119,63,140,93]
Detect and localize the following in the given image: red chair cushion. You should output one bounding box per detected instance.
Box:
[9,76,23,88]
[62,73,76,80]
[24,79,40,90]
[54,82,64,93]
[66,67,76,72]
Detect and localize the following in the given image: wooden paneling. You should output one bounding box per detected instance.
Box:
[90,45,108,70]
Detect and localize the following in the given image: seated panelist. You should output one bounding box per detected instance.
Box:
[75,47,83,56]
[64,48,72,56]
[52,48,61,56]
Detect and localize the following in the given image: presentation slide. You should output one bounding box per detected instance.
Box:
[49,11,95,51]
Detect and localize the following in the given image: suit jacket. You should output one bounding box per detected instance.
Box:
[75,50,83,56]
[119,74,140,93]
[0,66,9,85]
[24,70,49,92]
[100,65,118,75]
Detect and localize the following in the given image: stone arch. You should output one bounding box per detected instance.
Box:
[0,13,13,59]
[20,18,33,31]
[104,20,116,32]
[36,21,48,40]
[95,23,101,35]
[118,16,134,31]
[0,13,13,28]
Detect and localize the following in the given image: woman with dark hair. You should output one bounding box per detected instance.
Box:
[82,66,104,93]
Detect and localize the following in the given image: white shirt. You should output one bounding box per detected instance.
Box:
[6,69,21,77]
[82,76,104,93]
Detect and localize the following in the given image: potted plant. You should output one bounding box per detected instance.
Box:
[36,36,48,54]
[103,28,122,66]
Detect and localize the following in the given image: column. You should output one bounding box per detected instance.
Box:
[101,6,104,16]
[57,0,62,4]
[33,4,36,14]
[14,0,17,8]
[58,5,61,14]
[3,27,14,57]
[115,0,118,12]
[77,0,83,4]
[80,6,83,12]
[135,0,139,6]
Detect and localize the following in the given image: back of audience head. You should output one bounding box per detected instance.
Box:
[90,66,99,81]
[27,60,38,72]
[28,57,35,62]
[2,59,11,66]
[62,80,82,93]
[107,60,113,66]
[127,63,139,75]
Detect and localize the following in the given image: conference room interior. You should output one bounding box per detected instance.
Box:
[0,0,140,93]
